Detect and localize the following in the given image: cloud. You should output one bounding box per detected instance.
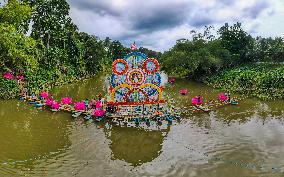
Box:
[244,1,270,19]
[68,0,278,51]
[130,4,188,32]
[70,0,122,17]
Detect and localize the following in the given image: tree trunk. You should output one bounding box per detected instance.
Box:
[47,32,50,49]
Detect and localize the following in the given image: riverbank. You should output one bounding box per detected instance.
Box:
[0,68,95,99]
[205,63,284,100]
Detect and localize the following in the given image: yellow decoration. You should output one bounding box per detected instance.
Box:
[110,84,133,102]
[140,83,163,100]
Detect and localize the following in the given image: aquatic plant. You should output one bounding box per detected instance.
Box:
[207,64,284,100]
[16,75,24,81]
[179,89,188,95]
[93,109,105,117]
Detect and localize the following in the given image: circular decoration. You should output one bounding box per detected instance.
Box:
[109,51,166,104]
[143,58,159,74]
[126,68,145,86]
[112,59,128,75]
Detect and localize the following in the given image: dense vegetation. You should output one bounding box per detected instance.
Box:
[1,0,283,100]
[0,0,160,99]
[161,24,284,78]
[207,64,284,99]
[161,24,284,99]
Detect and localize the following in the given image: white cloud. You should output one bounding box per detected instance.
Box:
[67,0,283,51]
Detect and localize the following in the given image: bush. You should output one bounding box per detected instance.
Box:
[207,64,284,99]
[0,78,20,99]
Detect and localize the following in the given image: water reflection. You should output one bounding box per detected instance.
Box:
[105,125,169,166]
[51,75,107,101]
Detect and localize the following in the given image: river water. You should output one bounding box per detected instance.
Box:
[0,75,283,177]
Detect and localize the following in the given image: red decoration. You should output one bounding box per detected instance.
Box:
[143,58,159,74]
[126,68,145,86]
[112,59,128,75]
[106,100,166,106]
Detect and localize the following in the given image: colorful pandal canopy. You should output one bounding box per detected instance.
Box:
[107,51,166,105]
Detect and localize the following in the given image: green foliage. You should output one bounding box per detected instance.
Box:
[0,77,19,99]
[78,33,108,74]
[161,36,225,78]
[249,37,284,63]
[24,67,78,94]
[138,47,162,59]
[0,0,37,71]
[0,0,32,33]
[1,0,282,101]
[161,23,283,99]
[0,23,39,71]
[31,0,74,48]
[207,64,284,100]
[218,22,254,65]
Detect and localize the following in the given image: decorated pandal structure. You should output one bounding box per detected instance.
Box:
[104,51,173,121]
[18,45,179,126]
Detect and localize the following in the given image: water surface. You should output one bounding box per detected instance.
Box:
[0,75,283,177]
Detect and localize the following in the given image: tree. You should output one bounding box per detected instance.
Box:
[0,0,38,71]
[78,32,107,74]
[138,47,162,59]
[0,0,32,33]
[251,37,284,63]
[218,23,253,65]
[31,0,74,49]
[109,40,128,59]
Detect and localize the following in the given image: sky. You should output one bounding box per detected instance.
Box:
[67,0,284,51]
[1,0,283,51]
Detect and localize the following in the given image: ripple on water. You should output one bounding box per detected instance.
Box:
[1,78,284,177]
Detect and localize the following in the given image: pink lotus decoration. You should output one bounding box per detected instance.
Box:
[95,100,101,109]
[74,102,86,110]
[93,109,105,117]
[16,75,24,81]
[192,97,203,105]
[46,98,55,106]
[52,102,60,110]
[40,91,49,99]
[168,77,176,84]
[179,89,188,95]
[61,97,72,105]
[3,72,13,80]
[218,92,227,102]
